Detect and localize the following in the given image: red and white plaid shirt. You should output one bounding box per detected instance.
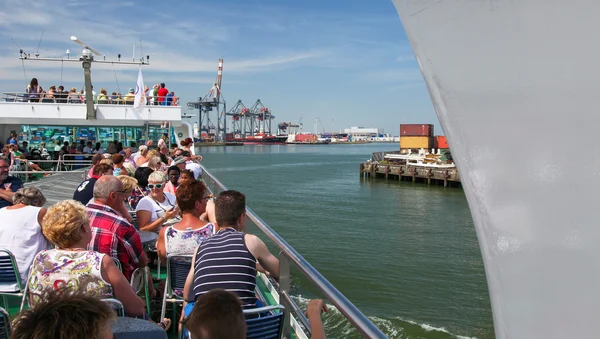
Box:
[86,202,144,281]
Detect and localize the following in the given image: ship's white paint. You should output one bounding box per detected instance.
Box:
[0,102,183,126]
[393,1,599,338]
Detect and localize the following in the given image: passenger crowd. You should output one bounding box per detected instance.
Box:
[0,136,327,338]
[23,77,179,106]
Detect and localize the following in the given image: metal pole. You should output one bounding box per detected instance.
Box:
[278,253,291,339]
[83,59,95,119]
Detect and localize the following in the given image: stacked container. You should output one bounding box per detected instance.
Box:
[434,135,449,149]
[400,124,434,149]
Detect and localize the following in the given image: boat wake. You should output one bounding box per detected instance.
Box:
[292,295,477,339]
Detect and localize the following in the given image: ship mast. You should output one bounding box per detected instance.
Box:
[19,36,150,119]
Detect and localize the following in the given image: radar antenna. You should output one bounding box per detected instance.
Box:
[18,35,150,120]
[70,36,102,56]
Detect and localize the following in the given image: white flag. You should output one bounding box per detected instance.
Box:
[133,67,145,109]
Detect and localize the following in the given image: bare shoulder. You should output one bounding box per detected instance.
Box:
[244,233,266,252]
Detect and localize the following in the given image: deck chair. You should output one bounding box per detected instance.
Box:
[244,305,286,339]
[112,257,122,272]
[0,307,9,339]
[102,298,125,317]
[160,255,192,320]
[130,267,151,314]
[182,304,286,339]
[0,249,28,312]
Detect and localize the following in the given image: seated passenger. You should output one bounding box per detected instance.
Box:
[181,151,202,180]
[67,87,81,103]
[73,163,113,206]
[128,167,153,209]
[179,169,195,183]
[123,88,135,104]
[29,199,145,316]
[11,290,116,339]
[86,153,104,178]
[87,176,148,282]
[97,88,109,104]
[182,190,279,310]
[156,180,215,262]
[181,289,246,339]
[163,166,180,195]
[0,156,23,208]
[135,171,179,232]
[0,187,49,289]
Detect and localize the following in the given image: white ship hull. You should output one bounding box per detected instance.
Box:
[393,1,600,338]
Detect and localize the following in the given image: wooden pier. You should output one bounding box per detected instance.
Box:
[360,162,462,188]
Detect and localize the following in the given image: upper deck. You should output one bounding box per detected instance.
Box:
[0,93,183,127]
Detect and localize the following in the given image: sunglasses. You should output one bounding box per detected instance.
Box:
[148,184,164,189]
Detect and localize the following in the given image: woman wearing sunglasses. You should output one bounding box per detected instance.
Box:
[135,171,180,232]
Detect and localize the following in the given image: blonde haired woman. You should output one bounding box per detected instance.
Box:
[135,171,179,232]
[135,145,149,167]
[28,200,145,317]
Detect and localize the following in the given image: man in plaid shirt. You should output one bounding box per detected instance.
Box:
[86,175,148,281]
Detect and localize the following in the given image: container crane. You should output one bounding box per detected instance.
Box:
[248,99,275,136]
[224,100,248,136]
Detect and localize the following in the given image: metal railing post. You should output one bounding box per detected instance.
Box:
[24,162,29,183]
[278,252,291,339]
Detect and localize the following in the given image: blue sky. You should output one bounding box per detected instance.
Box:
[0,0,442,135]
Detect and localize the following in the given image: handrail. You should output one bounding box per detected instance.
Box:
[200,164,387,338]
[2,92,180,106]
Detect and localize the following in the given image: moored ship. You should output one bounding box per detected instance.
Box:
[225,133,287,145]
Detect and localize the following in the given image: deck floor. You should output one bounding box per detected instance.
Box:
[23,170,87,206]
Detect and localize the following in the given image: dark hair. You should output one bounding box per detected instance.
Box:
[58,85,64,91]
[134,167,154,188]
[95,142,101,151]
[29,77,38,88]
[91,153,103,165]
[112,153,124,165]
[92,163,113,176]
[176,180,206,213]
[215,190,245,227]
[11,290,115,339]
[160,83,165,88]
[167,165,181,175]
[182,289,246,339]
[180,169,195,180]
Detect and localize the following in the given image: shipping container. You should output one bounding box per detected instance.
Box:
[434,135,449,149]
[400,124,434,136]
[400,136,433,149]
[294,134,318,143]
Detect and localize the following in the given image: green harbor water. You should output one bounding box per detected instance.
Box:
[196,143,494,339]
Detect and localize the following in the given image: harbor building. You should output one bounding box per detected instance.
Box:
[343,127,382,141]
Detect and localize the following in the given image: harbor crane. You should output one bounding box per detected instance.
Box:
[187,59,226,141]
[224,100,248,135]
[248,99,275,136]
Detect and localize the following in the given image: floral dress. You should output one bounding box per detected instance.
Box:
[28,249,113,305]
[165,223,215,257]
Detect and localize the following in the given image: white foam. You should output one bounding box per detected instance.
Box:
[291,295,477,339]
